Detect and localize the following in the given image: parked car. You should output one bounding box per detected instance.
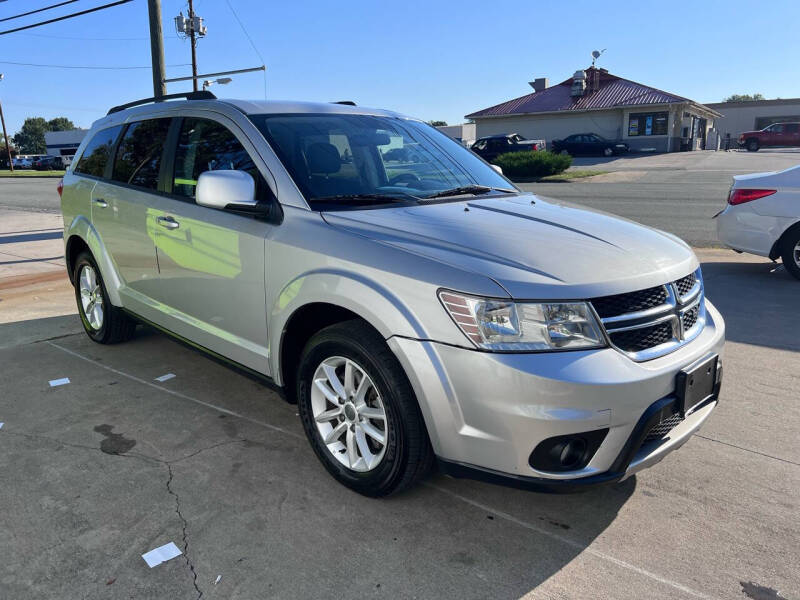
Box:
[12,157,32,169]
[33,155,64,170]
[551,133,629,157]
[738,122,800,152]
[716,165,800,280]
[60,93,724,496]
[471,133,546,162]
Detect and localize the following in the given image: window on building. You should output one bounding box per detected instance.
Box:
[73,126,122,178]
[172,118,258,200]
[112,118,171,189]
[628,112,669,136]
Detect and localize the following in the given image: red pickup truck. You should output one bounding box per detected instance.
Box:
[739,122,800,151]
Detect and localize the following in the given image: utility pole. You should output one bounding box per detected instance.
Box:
[147,0,166,98]
[0,74,12,172]
[187,0,198,91]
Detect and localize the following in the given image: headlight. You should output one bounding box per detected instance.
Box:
[439,291,607,351]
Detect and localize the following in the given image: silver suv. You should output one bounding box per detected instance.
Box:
[60,93,725,496]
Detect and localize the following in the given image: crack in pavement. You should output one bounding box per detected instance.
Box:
[167,462,202,599]
[3,430,251,598]
[696,434,800,467]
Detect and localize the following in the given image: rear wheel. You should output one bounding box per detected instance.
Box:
[746,138,759,152]
[780,226,800,281]
[296,320,433,496]
[73,251,137,343]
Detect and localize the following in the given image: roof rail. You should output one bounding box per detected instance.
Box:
[332,100,356,106]
[107,90,217,116]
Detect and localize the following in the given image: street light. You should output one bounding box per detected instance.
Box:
[202,77,232,91]
[0,74,13,173]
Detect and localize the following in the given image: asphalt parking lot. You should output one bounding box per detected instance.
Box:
[1,150,799,599]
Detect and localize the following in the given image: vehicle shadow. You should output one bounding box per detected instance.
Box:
[394,473,637,598]
[701,258,799,352]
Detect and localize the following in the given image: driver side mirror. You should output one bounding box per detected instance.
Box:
[196,169,258,211]
[491,164,503,175]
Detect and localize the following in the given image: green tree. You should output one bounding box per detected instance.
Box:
[12,116,75,154]
[723,93,765,102]
[47,116,75,131]
[428,120,448,127]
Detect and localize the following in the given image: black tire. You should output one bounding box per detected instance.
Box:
[603,147,613,157]
[779,225,800,281]
[73,251,137,344]
[296,320,433,496]
[746,138,759,152]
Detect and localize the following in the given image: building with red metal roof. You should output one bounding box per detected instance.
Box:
[465,67,721,153]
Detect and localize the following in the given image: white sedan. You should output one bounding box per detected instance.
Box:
[716,165,800,280]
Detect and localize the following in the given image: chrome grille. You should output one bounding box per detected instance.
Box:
[609,322,673,353]
[590,269,706,361]
[591,286,667,319]
[674,273,696,297]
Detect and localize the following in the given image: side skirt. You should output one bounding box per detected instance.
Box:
[122,308,287,401]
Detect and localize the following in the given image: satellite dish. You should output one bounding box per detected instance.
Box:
[592,50,601,59]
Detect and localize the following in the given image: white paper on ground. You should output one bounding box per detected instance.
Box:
[142,542,182,568]
[49,378,70,387]
[154,373,176,383]
[0,423,4,430]
[214,575,222,585]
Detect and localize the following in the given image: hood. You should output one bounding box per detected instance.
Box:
[322,194,697,299]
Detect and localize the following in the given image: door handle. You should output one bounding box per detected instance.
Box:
[93,198,108,208]
[156,216,180,230]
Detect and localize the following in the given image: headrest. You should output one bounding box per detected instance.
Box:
[306,142,341,175]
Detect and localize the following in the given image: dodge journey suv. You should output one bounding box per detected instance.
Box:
[60,92,725,496]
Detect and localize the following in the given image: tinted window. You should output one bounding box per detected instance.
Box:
[172,118,257,199]
[74,126,122,177]
[111,118,171,189]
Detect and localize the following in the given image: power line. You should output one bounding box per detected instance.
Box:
[0,0,79,24]
[0,0,133,36]
[224,0,267,99]
[0,60,191,70]
[16,32,149,41]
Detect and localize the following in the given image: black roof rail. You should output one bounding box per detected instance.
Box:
[107,90,217,116]
[332,100,356,106]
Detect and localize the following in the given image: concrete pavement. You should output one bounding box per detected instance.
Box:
[0,248,797,600]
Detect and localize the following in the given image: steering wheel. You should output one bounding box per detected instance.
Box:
[388,172,420,186]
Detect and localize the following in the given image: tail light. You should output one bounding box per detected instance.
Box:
[57,178,64,198]
[728,188,776,205]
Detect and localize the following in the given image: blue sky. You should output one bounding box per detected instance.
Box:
[0,0,798,135]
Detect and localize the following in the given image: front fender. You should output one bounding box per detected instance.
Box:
[65,215,124,307]
[269,269,433,386]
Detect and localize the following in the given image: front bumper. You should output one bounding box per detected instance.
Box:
[388,300,725,491]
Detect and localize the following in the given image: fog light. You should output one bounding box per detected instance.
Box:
[529,429,608,473]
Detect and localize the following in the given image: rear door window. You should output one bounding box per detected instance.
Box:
[172,118,257,200]
[111,118,172,189]
[73,125,123,178]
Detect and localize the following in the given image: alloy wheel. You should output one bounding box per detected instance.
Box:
[79,265,104,330]
[310,356,388,472]
[794,241,800,268]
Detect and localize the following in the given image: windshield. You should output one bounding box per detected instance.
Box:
[249,113,515,209]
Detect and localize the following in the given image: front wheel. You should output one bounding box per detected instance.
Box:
[603,147,613,157]
[746,138,759,152]
[73,251,137,343]
[297,320,433,496]
[780,226,800,281]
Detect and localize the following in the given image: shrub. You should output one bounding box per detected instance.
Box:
[491,151,572,179]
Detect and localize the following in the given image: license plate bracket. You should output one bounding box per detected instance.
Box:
[676,354,718,416]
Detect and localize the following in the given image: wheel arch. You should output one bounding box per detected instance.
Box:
[769,219,800,260]
[64,215,123,306]
[271,270,429,400]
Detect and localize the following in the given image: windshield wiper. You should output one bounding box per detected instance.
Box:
[310,193,419,206]
[423,185,516,199]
